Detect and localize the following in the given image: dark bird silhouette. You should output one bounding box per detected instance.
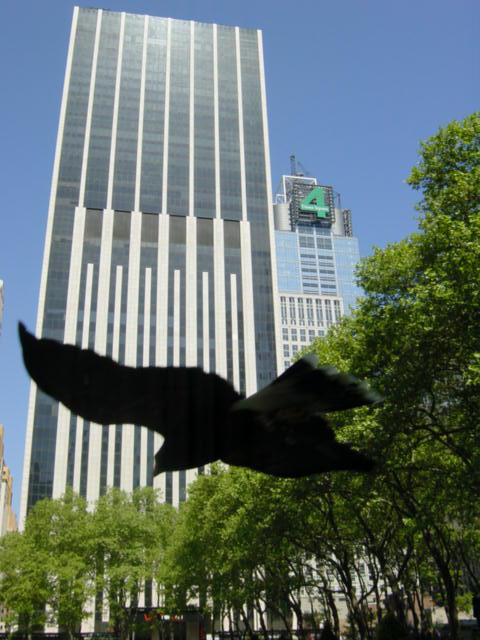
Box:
[18,322,379,477]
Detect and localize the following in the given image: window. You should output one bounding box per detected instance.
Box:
[315,299,323,325]
[300,329,306,342]
[289,297,296,324]
[333,299,342,321]
[298,298,305,325]
[281,296,287,325]
[325,299,333,325]
[306,298,314,325]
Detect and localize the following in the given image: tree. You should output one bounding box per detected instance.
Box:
[308,112,480,640]
[0,489,93,639]
[91,487,176,640]
[0,530,49,636]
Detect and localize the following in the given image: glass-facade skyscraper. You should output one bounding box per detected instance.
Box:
[20,7,280,523]
[273,173,362,371]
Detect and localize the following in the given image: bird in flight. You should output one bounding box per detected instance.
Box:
[19,322,380,478]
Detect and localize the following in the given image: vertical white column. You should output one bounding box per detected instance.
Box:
[106,12,126,210]
[161,19,172,215]
[202,271,210,373]
[86,209,114,503]
[73,263,94,494]
[173,269,181,368]
[235,28,247,221]
[107,266,123,488]
[82,264,95,356]
[185,217,197,366]
[213,219,227,378]
[140,267,152,487]
[189,21,195,218]
[172,269,181,506]
[135,15,149,213]
[52,207,87,499]
[230,274,240,391]
[213,24,221,218]
[240,221,257,397]
[154,215,169,496]
[257,29,282,376]
[121,211,142,492]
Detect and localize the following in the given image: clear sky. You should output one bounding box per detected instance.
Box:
[0,0,478,519]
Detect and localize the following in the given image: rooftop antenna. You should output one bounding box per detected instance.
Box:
[290,154,296,176]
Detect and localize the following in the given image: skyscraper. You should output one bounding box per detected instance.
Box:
[273,171,362,371]
[20,8,280,523]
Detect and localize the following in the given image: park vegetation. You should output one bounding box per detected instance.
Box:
[1,113,479,640]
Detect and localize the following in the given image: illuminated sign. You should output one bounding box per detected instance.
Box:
[300,187,329,218]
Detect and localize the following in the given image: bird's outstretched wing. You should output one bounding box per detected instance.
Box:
[18,323,241,472]
[232,352,381,415]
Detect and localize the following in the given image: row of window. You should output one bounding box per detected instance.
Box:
[280,296,342,326]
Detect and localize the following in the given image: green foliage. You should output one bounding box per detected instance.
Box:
[0,487,175,640]
[374,613,409,640]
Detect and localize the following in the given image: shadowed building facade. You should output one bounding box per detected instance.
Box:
[20,8,280,523]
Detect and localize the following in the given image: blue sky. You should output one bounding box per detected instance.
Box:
[0,0,478,518]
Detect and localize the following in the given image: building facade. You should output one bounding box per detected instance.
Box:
[20,8,281,523]
[0,426,17,536]
[273,173,362,371]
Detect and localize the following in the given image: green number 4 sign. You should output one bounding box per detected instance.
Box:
[300,187,329,218]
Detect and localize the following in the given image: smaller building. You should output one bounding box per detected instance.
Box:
[0,425,17,536]
[273,171,362,371]
[0,424,18,634]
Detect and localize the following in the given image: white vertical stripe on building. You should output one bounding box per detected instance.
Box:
[189,21,195,218]
[106,12,126,210]
[121,211,142,492]
[140,267,152,487]
[185,217,197,366]
[51,207,87,499]
[94,209,114,353]
[213,219,227,378]
[135,15,149,213]
[172,268,181,507]
[161,19,172,214]
[143,268,152,366]
[112,266,123,361]
[202,271,210,373]
[107,266,123,488]
[235,27,247,221]
[230,274,240,391]
[20,6,81,529]
[240,221,257,397]
[173,269,181,367]
[74,262,94,495]
[213,24,221,218]
[156,214,169,367]
[52,408,70,500]
[257,29,282,376]
[73,418,84,494]
[87,209,114,503]
[78,10,103,208]
[74,266,94,503]
[154,215,168,496]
